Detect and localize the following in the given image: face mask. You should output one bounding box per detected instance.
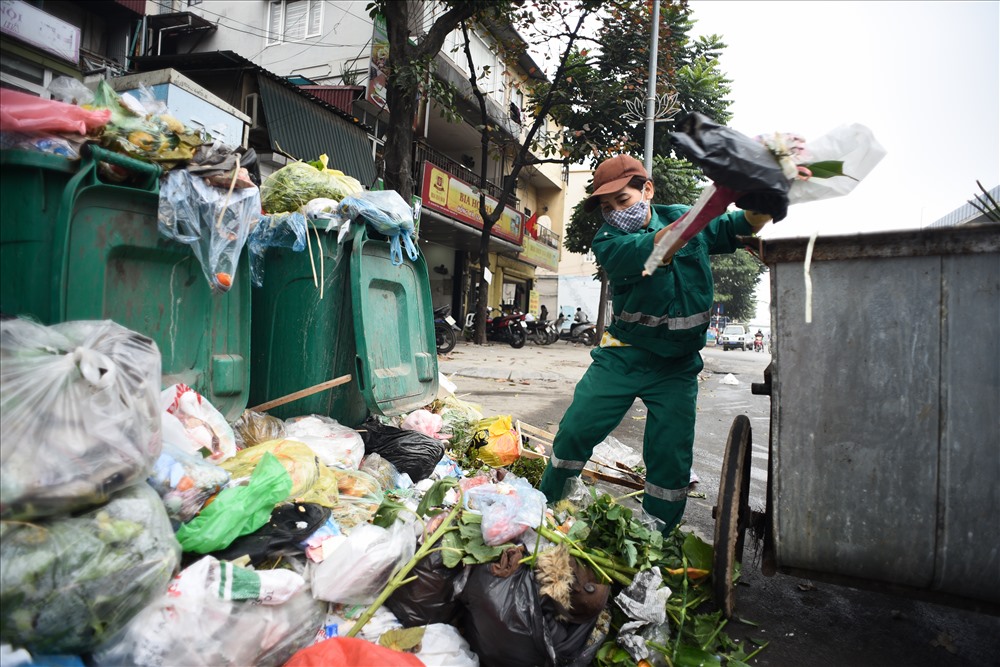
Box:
[602,197,649,233]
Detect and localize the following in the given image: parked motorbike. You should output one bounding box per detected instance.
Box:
[486,308,528,348]
[554,314,597,346]
[525,317,558,345]
[434,304,460,354]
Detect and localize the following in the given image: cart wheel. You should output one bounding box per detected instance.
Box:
[713,415,753,619]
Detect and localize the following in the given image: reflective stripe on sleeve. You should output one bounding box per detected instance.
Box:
[549,453,587,471]
[644,480,689,502]
[615,309,711,330]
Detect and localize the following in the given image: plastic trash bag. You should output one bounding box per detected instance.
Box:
[360,452,406,491]
[91,556,324,667]
[0,88,109,135]
[0,483,181,655]
[0,318,161,520]
[232,410,286,448]
[414,624,480,667]
[161,383,237,463]
[147,442,230,523]
[339,190,419,266]
[47,76,95,105]
[465,475,547,546]
[246,211,308,287]
[260,159,363,214]
[211,501,330,566]
[0,131,85,159]
[219,438,320,499]
[0,644,85,667]
[401,408,449,440]
[175,452,293,554]
[359,418,445,482]
[157,168,259,293]
[285,414,365,470]
[471,415,521,468]
[310,520,416,605]
[670,112,790,221]
[386,549,463,627]
[283,637,423,667]
[456,554,599,667]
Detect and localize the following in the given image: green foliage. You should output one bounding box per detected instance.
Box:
[710,250,766,322]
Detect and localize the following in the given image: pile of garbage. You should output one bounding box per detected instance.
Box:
[0,316,765,667]
[0,76,419,296]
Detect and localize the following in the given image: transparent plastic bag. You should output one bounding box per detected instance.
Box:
[0,319,161,520]
[232,410,286,448]
[161,383,237,463]
[299,466,383,531]
[0,483,181,655]
[92,556,324,667]
[339,190,418,266]
[47,76,95,105]
[310,520,416,604]
[147,442,230,523]
[219,439,320,500]
[285,414,365,470]
[359,452,404,491]
[246,212,308,287]
[401,409,449,440]
[260,160,362,214]
[776,123,887,205]
[157,168,260,293]
[464,475,547,546]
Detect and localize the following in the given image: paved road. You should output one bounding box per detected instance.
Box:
[438,340,1000,666]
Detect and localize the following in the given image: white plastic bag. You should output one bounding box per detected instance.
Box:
[161,384,237,463]
[414,624,480,667]
[284,414,365,470]
[310,520,416,605]
[0,318,162,520]
[779,123,887,206]
[91,556,324,667]
[464,474,547,546]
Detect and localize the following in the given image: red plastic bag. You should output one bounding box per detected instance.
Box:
[283,637,424,667]
[0,88,110,135]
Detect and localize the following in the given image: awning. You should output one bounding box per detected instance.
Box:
[419,209,522,256]
[258,76,376,186]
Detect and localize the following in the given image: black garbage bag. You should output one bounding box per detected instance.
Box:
[358,418,444,482]
[670,112,790,222]
[455,548,601,667]
[386,549,462,627]
[210,502,330,566]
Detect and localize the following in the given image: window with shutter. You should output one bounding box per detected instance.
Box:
[308,0,322,37]
[284,0,308,41]
[266,0,283,45]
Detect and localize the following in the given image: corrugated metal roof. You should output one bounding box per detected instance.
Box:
[299,85,364,116]
[928,184,1000,228]
[258,76,376,186]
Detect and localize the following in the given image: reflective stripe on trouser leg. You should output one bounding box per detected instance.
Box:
[539,347,639,503]
[639,351,703,533]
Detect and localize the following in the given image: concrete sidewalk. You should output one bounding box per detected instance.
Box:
[436,339,595,383]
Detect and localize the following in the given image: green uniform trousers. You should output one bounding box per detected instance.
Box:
[539,345,703,533]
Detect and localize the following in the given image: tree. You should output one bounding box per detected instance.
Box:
[553,2,741,339]
[370,1,501,202]
[457,1,611,343]
[709,252,765,322]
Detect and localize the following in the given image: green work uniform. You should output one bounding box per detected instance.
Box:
[539,204,753,532]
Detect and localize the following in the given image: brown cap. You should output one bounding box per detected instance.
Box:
[583,155,649,212]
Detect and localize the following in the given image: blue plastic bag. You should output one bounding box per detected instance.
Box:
[246,212,308,287]
[339,191,418,266]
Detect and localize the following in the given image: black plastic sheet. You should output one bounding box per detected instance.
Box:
[670,112,790,221]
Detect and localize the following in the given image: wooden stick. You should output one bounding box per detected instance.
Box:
[249,374,352,413]
[515,420,645,490]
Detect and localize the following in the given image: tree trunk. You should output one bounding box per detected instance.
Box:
[381,4,416,201]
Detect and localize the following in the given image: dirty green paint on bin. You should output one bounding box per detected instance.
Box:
[249,224,437,425]
[0,147,251,420]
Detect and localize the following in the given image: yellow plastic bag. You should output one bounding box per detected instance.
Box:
[473,416,521,467]
[219,438,319,500]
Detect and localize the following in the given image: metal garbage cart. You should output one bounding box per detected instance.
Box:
[712,223,1000,617]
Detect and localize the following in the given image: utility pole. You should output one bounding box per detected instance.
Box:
[643,0,661,173]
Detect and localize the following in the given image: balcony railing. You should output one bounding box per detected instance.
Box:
[413,141,520,211]
[531,224,560,250]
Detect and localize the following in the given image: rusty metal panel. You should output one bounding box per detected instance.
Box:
[771,254,941,588]
[933,252,1000,601]
[767,224,1000,605]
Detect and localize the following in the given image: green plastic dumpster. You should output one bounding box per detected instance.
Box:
[0,146,251,420]
[249,222,438,425]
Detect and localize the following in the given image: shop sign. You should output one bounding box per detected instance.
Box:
[421,162,524,245]
[1,0,80,64]
[518,235,559,271]
[367,13,389,110]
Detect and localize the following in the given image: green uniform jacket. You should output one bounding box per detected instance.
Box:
[593,204,752,358]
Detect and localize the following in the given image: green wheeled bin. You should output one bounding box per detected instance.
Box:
[0,145,251,419]
[249,222,438,425]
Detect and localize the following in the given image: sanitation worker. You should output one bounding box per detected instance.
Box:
[539,154,772,533]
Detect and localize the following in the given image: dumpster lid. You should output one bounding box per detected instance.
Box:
[350,226,439,416]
